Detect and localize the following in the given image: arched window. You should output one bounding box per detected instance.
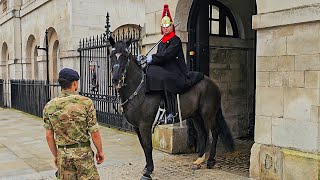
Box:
[46,27,59,83]
[209,1,239,37]
[33,46,38,79]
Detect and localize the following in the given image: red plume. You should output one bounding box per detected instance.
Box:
[161,4,175,34]
[162,4,169,18]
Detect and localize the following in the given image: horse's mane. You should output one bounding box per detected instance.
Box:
[112,41,128,54]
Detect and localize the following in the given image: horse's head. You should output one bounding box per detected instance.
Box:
[109,36,132,89]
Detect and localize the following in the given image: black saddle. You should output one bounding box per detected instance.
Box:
[184,71,204,93]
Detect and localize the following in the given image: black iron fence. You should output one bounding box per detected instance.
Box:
[10,80,60,117]
[0,79,4,108]
[77,13,141,132]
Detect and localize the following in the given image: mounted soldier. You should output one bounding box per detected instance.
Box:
[142,4,191,124]
[108,24,233,179]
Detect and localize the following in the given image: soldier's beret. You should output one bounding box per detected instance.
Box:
[58,68,80,81]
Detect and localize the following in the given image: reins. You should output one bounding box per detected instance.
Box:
[117,53,146,107]
[120,72,145,106]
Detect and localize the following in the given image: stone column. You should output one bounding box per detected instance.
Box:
[250,1,320,179]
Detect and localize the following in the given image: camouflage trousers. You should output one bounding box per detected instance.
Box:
[57,146,100,180]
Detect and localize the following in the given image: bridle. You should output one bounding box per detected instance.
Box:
[112,49,131,87]
[111,48,145,107]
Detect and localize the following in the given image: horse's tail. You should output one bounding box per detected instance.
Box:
[216,107,234,152]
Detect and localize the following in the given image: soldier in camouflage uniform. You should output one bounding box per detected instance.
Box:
[43,68,104,180]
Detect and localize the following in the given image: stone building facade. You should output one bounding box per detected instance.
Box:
[0,0,319,179]
[0,0,145,81]
[250,1,320,179]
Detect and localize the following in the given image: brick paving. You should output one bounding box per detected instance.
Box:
[0,108,255,180]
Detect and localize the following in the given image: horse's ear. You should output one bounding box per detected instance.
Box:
[126,38,132,48]
[108,36,115,47]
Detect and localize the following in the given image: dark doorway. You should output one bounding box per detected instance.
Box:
[188,0,209,75]
[188,0,256,138]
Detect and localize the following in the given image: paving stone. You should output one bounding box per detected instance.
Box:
[0,108,254,179]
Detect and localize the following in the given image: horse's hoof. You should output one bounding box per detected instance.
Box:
[191,164,201,170]
[207,160,216,169]
[140,175,152,180]
[141,167,153,175]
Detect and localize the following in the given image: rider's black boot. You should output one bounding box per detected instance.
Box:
[164,90,176,124]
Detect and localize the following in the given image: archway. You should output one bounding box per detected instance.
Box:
[1,42,9,107]
[52,40,60,83]
[45,27,60,83]
[26,35,38,79]
[113,24,141,55]
[174,0,257,176]
[32,46,38,79]
[1,42,9,80]
[186,0,256,139]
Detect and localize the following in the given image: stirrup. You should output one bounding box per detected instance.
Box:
[152,103,166,132]
[165,113,176,124]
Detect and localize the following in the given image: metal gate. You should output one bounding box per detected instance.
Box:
[10,80,60,117]
[78,14,141,131]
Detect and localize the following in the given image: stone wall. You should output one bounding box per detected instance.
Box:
[0,0,72,80]
[250,2,320,179]
[0,0,146,80]
[143,0,180,54]
[20,0,73,80]
[209,42,252,138]
[71,0,145,49]
[209,36,256,138]
[0,10,21,79]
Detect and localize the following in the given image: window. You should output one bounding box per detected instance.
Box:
[209,2,239,38]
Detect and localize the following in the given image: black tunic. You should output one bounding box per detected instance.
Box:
[146,35,189,94]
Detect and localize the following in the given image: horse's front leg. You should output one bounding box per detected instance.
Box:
[138,127,154,180]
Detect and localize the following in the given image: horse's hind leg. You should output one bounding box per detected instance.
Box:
[207,128,218,169]
[191,116,208,169]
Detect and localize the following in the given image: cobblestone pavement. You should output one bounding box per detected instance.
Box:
[0,108,254,180]
[98,139,254,180]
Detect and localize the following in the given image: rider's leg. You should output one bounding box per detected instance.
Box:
[164,90,176,124]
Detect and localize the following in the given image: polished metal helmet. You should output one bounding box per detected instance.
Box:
[160,4,175,34]
[161,12,173,28]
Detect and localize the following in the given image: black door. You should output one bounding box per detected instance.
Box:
[188,0,209,76]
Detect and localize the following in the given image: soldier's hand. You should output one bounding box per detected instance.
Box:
[96,151,104,164]
[137,55,149,69]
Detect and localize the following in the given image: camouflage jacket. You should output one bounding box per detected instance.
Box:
[43,90,99,145]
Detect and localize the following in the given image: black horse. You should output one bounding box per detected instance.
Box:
[109,37,234,180]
